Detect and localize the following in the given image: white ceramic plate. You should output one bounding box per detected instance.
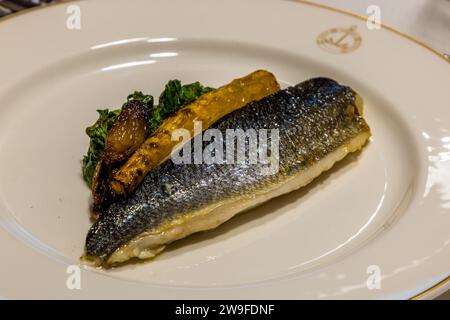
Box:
[0,0,448,299]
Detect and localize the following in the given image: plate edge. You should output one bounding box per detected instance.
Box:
[1,0,448,63]
[290,0,449,63]
[411,276,450,300]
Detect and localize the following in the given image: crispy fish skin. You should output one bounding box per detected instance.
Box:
[84,78,371,266]
[110,70,280,196]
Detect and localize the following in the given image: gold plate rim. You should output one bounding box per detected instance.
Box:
[291,0,449,300]
[411,276,450,300]
[0,0,448,63]
[292,0,449,62]
[0,0,448,299]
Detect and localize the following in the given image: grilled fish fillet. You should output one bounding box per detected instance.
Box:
[84,78,371,266]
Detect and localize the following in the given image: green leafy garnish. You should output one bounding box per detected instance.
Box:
[127,91,154,106]
[82,81,214,188]
[82,109,121,188]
